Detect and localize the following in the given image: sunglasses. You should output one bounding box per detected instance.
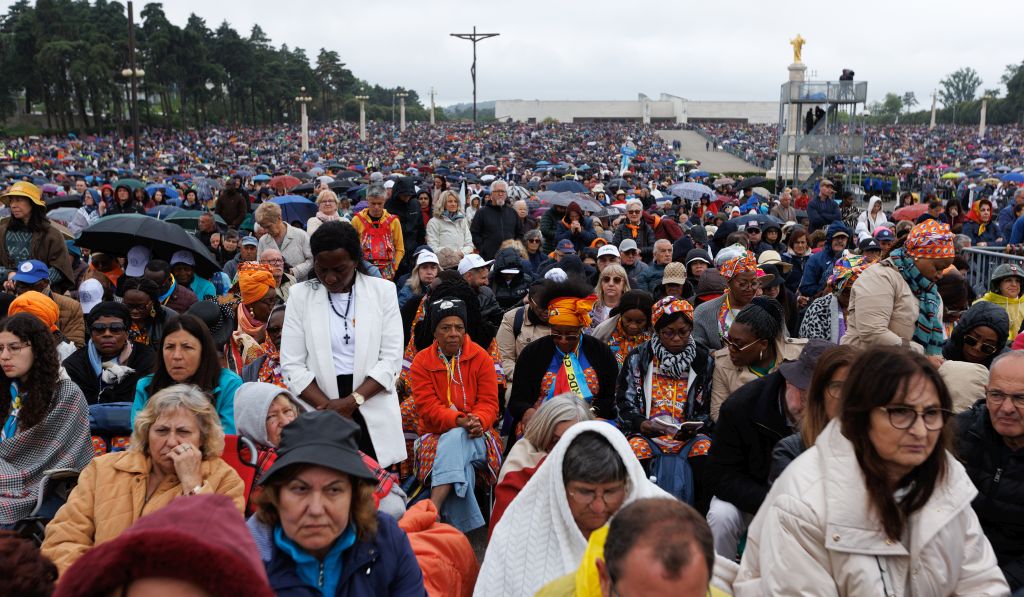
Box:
[91,322,127,334]
[722,335,760,352]
[601,276,624,284]
[963,334,999,355]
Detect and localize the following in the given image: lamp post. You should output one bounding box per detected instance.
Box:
[203,80,215,127]
[295,86,313,152]
[122,1,144,167]
[355,89,370,142]
[396,91,408,132]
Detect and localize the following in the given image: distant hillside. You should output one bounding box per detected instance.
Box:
[443,101,496,121]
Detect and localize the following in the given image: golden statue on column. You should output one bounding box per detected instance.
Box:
[790,34,805,64]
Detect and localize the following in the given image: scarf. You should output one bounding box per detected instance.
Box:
[547,337,593,402]
[888,249,945,355]
[444,210,464,222]
[128,322,150,346]
[718,292,733,337]
[257,337,286,388]
[2,383,21,441]
[157,275,177,305]
[650,334,697,380]
[609,319,650,366]
[316,211,341,223]
[626,222,640,239]
[237,302,266,338]
[86,340,133,384]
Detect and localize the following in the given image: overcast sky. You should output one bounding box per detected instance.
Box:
[14,0,1022,107]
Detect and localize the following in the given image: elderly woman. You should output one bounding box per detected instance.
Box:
[843,220,956,355]
[41,384,245,575]
[132,314,244,434]
[799,255,873,344]
[121,276,177,349]
[231,261,278,366]
[397,251,440,309]
[62,301,157,404]
[0,182,74,290]
[409,298,501,532]
[611,199,656,250]
[588,263,629,330]
[974,263,1024,343]
[306,189,344,235]
[692,246,761,352]
[591,290,654,367]
[351,184,405,281]
[280,221,406,468]
[942,301,1010,368]
[246,411,426,594]
[962,198,1002,247]
[426,189,474,256]
[616,297,714,505]
[255,202,313,281]
[476,423,667,596]
[735,348,1008,595]
[0,314,92,529]
[507,278,619,429]
[490,393,593,530]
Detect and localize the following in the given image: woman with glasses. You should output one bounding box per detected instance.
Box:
[591,290,653,368]
[121,276,176,349]
[799,255,873,345]
[589,263,629,331]
[611,199,656,251]
[736,348,1008,596]
[616,297,715,508]
[305,189,345,235]
[477,423,667,596]
[0,313,93,529]
[522,229,547,274]
[692,246,761,352]
[507,278,619,431]
[942,301,1009,368]
[63,301,157,405]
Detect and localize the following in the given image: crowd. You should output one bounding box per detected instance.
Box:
[2,119,1024,596]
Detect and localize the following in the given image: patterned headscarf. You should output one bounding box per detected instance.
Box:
[828,254,872,293]
[905,220,955,260]
[651,296,694,329]
[9,291,59,332]
[719,250,758,280]
[237,261,277,305]
[547,295,597,328]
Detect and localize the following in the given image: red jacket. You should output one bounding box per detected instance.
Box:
[410,336,499,435]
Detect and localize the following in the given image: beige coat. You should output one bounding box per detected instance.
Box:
[495,305,550,384]
[41,450,244,575]
[711,337,807,421]
[734,421,1008,596]
[842,262,935,353]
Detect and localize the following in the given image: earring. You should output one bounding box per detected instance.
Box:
[759,349,764,359]
[150,307,156,317]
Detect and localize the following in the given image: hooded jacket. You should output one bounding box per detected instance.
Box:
[942,301,1010,367]
[799,220,851,297]
[386,178,427,264]
[554,214,597,253]
[490,247,534,311]
[974,291,1024,343]
[854,196,889,240]
[470,201,523,260]
[234,382,307,448]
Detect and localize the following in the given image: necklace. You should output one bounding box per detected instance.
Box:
[328,287,355,344]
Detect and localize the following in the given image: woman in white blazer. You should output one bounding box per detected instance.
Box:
[426,189,474,256]
[280,220,406,468]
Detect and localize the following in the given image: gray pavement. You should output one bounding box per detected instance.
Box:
[656,129,763,173]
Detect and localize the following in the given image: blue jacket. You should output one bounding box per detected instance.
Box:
[799,221,851,297]
[131,368,242,434]
[997,204,1018,234]
[962,220,1003,246]
[807,196,841,232]
[1010,216,1024,245]
[553,218,597,253]
[249,514,427,597]
[190,275,218,300]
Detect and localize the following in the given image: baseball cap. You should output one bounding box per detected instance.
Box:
[170,250,195,267]
[597,245,620,259]
[661,262,687,286]
[241,236,259,247]
[77,278,103,314]
[12,260,48,284]
[874,228,895,241]
[778,339,835,390]
[618,239,639,253]
[859,237,881,252]
[556,239,576,254]
[125,245,152,277]
[416,251,440,269]
[820,179,835,188]
[457,254,494,276]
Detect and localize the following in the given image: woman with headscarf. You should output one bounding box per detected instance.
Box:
[507,278,618,430]
[616,296,715,506]
[7,290,77,360]
[842,220,956,355]
[962,198,1003,247]
[242,305,287,388]
[692,245,761,352]
[590,289,654,368]
[942,302,1010,368]
[230,261,278,369]
[121,277,176,350]
[799,255,873,344]
[409,297,501,532]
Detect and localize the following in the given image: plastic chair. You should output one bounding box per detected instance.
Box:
[222,435,259,513]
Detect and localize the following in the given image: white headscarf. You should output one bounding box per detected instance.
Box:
[474,421,668,597]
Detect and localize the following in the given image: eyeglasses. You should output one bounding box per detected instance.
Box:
[601,276,624,284]
[0,341,30,356]
[550,330,582,341]
[985,390,1024,409]
[877,406,952,431]
[262,258,285,266]
[526,238,541,244]
[731,279,760,291]
[567,483,627,508]
[91,322,127,334]
[626,209,642,215]
[659,326,692,340]
[963,334,999,355]
[722,335,760,352]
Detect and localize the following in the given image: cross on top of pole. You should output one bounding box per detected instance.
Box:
[450,25,499,125]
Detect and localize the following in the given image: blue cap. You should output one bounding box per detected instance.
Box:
[556,239,576,254]
[874,228,895,241]
[241,236,258,247]
[13,259,49,284]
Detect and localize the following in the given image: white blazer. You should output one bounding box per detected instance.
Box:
[280,273,407,467]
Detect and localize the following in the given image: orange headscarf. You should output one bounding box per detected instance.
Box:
[547,295,597,328]
[237,261,277,305]
[9,291,59,332]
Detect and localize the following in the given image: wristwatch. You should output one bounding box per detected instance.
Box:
[351,391,365,406]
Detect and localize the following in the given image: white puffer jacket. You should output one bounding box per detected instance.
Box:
[735,420,1009,597]
[855,195,889,240]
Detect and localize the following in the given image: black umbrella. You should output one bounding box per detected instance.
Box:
[75,214,221,276]
[46,195,81,209]
[733,176,769,191]
[336,170,361,179]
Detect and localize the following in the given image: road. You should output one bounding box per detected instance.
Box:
[656,129,763,173]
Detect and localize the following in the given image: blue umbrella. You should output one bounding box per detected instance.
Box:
[146,184,180,199]
[270,195,317,225]
[1001,172,1024,183]
[546,180,587,193]
[253,174,272,182]
[688,170,710,178]
[536,160,551,166]
[147,205,182,220]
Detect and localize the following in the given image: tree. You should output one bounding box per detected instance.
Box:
[901,91,918,113]
[939,67,982,107]
[1001,62,1023,87]
[983,88,1001,99]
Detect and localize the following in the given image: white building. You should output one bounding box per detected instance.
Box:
[494,93,778,125]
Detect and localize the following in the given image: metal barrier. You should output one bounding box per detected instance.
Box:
[963,247,1024,294]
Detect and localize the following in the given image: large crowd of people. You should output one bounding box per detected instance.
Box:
[2,119,1024,596]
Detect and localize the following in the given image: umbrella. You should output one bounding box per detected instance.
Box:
[166,211,226,231]
[713,177,736,187]
[46,194,81,209]
[270,195,317,224]
[733,176,768,191]
[269,175,301,192]
[982,177,1002,186]
[46,207,80,225]
[336,171,361,179]
[940,172,963,180]
[252,174,272,182]
[536,191,604,214]
[75,214,221,275]
[545,180,587,194]
[751,187,772,198]
[687,170,710,178]
[971,158,987,165]
[667,182,717,203]
[146,184,180,199]
[113,178,145,190]
[1001,172,1024,183]
[506,185,532,201]
[892,203,929,222]
[147,205,182,220]
[731,213,782,228]
[605,178,630,194]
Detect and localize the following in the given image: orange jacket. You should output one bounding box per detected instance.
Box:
[410,336,499,435]
[398,501,480,597]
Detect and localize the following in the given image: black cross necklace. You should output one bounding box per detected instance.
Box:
[328,286,355,344]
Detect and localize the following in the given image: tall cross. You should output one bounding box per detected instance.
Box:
[450,26,500,124]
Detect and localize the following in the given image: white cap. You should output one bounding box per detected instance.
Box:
[77,278,103,314]
[597,244,620,259]
[125,245,152,277]
[458,254,494,276]
[415,251,440,268]
[383,180,395,189]
[170,250,195,267]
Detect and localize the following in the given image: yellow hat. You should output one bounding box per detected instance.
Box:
[1,181,44,207]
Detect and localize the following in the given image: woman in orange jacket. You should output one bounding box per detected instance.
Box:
[409,297,502,533]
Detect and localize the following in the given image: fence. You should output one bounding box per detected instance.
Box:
[962,247,1024,294]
